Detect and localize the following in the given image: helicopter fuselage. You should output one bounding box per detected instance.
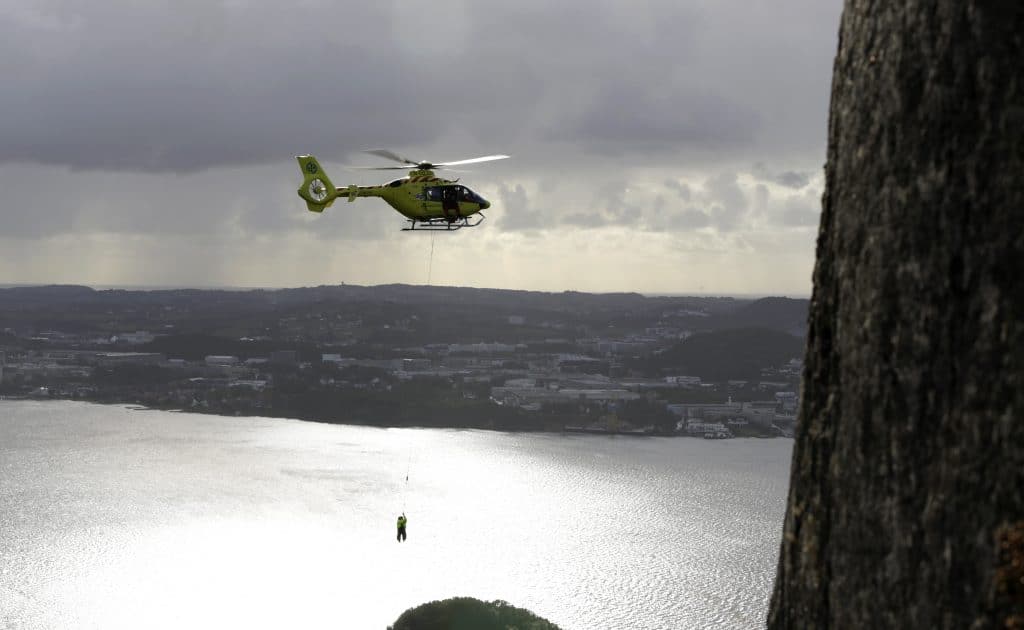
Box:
[347,169,491,221]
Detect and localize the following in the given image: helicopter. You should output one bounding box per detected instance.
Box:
[296,150,509,231]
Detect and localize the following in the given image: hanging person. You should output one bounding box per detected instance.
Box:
[396,513,408,542]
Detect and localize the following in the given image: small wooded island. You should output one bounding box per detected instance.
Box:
[389,597,561,630]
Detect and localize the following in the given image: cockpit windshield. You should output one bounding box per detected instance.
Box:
[423,185,488,205]
[460,186,487,204]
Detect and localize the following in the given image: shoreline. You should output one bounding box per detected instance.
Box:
[0,397,787,439]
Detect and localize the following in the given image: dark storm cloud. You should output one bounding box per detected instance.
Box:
[0,0,842,174]
[0,2,457,172]
[557,85,759,155]
[0,160,399,240]
[0,164,242,238]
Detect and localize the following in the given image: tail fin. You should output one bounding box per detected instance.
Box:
[296,155,338,213]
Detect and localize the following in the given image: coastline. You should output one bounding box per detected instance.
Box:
[0,396,786,438]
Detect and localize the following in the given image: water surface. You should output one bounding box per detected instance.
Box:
[1,401,791,629]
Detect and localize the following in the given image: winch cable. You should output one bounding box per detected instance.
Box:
[427,232,436,286]
[402,448,412,512]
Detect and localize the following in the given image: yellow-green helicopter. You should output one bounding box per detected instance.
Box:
[296,150,509,231]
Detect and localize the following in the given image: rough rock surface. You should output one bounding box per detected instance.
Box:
[769,1,1023,628]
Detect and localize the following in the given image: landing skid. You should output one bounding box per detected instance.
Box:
[402,214,485,232]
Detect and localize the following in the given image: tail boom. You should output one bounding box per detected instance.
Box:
[296,155,383,213]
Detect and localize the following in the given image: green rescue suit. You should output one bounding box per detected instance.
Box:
[397,514,407,542]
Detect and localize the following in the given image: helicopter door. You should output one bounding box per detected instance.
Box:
[440,186,459,220]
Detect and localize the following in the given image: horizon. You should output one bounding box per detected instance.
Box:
[0,281,811,301]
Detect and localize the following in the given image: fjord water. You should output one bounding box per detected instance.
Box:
[1,401,791,629]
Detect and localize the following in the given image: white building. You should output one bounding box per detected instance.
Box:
[557,389,640,402]
[504,378,537,388]
[205,355,239,366]
[665,375,702,387]
[490,386,564,408]
[685,421,732,437]
[448,342,517,354]
[116,331,156,345]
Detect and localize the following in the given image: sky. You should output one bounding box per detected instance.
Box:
[0,0,843,295]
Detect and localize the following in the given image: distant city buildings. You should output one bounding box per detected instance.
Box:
[0,287,805,437]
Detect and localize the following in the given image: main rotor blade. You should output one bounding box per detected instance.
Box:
[347,165,418,170]
[363,149,419,166]
[434,154,511,167]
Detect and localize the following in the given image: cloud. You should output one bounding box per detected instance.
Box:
[0,2,452,172]
[752,183,771,216]
[779,192,822,227]
[495,184,546,232]
[0,0,841,174]
[702,172,749,231]
[633,192,714,234]
[773,171,813,189]
[0,160,400,241]
[558,85,759,156]
[751,183,822,229]
[649,206,713,232]
[562,212,610,229]
[752,163,814,189]
[664,179,693,201]
[0,0,843,294]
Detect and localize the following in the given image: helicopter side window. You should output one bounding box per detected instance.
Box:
[424,186,463,202]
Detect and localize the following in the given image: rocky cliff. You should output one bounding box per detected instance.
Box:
[769,2,1023,628]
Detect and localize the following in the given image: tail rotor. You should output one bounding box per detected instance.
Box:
[296,155,338,212]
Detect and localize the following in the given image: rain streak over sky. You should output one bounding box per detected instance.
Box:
[0,0,843,295]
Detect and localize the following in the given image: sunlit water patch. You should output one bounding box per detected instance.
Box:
[1,401,791,629]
